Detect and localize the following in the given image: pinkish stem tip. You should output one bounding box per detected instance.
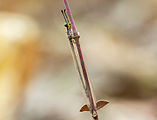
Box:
[64,0,78,35]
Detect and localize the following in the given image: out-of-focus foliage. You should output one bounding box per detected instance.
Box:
[0,12,40,120]
[0,0,157,120]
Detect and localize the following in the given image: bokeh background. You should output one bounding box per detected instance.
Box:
[0,0,157,120]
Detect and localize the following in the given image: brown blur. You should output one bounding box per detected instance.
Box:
[0,0,157,120]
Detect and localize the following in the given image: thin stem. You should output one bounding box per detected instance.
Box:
[69,38,86,90]
[75,38,97,115]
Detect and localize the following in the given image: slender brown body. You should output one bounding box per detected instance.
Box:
[62,1,109,119]
[75,37,98,118]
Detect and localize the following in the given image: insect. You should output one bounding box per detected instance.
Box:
[61,0,109,119]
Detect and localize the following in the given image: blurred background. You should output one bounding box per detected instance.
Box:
[0,0,157,120]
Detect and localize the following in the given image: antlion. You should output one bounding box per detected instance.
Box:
[61,0,109,120]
